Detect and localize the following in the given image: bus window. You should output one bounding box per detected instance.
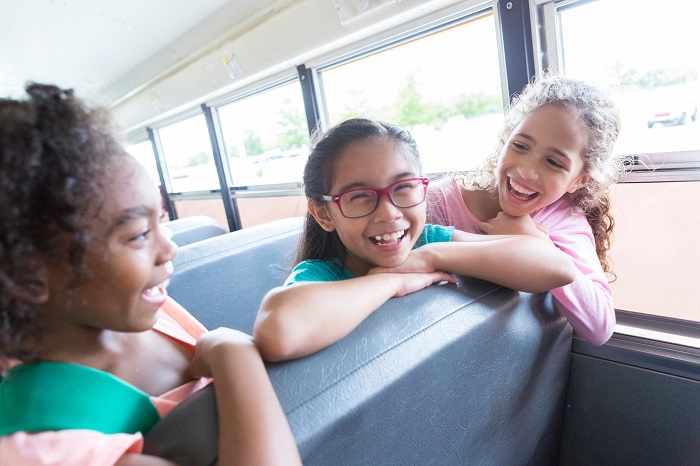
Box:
[318,12,503,175]
[546,0,700,327]
[610,181,700,322]
[217,80,309,187]
[173,198,229,230]
[557,0,699,155]
[126,140,160,187]
[158,114,220,192]
[215,80,309,226]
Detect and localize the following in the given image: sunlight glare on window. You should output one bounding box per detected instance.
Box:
[558,0,700,156]
[319,13,503,174]
[217,81,310,187]
[158,115,219,192]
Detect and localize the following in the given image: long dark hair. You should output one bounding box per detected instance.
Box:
[294,118,422,266]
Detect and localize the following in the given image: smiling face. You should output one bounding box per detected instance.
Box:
[496,104,591,216]
[308,137,425,277]
[41,155,178,342]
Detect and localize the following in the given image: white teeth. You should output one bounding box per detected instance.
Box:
[510,178,536,195]
[145,279,170,295]
[372,230,405,244]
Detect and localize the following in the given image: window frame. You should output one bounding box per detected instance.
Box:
[532,0,700,343]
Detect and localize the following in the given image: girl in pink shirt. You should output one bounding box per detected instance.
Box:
[428,74,624,345]
[0,84,301,465]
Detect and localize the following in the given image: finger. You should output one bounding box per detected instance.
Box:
[430,271,456,284]
[478,221,492,234]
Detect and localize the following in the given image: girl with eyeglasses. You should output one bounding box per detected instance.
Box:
[254,118,576,362]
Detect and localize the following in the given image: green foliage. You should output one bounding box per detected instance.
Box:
[607,61,699,89]
[187,152,211,167]
[392,73,500,128]
[394,74,435,128]
[244,130,265,155]
[277,109,308,150]
[228,145,240,158]
[454,93,502,119]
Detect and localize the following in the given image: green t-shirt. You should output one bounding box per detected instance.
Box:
[284,224,454,285]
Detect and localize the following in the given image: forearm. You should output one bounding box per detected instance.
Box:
[254,277,399,361]
[427,236,576,292]
[208,343,301,466]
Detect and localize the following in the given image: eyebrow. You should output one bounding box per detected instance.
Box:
[335,171,418,193]
[514,133,572,160]
[110,205,156,231]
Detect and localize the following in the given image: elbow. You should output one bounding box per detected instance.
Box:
[582,309,616,346]
[545,252,577,291]
[253,292,303,362]
[253,316,300,362]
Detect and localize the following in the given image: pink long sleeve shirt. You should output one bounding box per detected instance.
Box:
[427,179,615,345]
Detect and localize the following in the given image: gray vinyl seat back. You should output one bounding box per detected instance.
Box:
[167,216,303,333]
[164,215,228,247]
[146,216,573,465]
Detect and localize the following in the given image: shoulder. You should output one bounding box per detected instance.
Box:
[284,258,352,284]
[532,197,589,232]
[427,178,460,201]
[414,224,455,248]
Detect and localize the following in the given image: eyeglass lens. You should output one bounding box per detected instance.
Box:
[339,179,426,218]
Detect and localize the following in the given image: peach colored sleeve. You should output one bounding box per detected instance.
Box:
[0,430,143,465]
[153,297,207,346]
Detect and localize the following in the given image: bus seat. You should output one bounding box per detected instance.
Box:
[166,216,303,333]
[163,215,228,247]
[146,216,573,465]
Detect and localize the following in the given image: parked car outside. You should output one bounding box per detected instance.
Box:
[647,99,697,127]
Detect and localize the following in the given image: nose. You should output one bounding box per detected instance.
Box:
[372,194,402,222]
[515,155,540,181]
[157,224,178,264]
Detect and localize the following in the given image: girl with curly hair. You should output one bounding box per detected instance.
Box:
[428,73,625,346]
[0,83,300,465]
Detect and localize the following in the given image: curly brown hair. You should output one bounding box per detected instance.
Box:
[461,74,624,278]
[0,83,124,364]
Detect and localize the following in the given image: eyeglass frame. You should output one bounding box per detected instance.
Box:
[319,177,430,218]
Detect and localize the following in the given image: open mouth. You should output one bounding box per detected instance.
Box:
[369,229,406,245]
[508,177,539,201]
[143,278,170,299]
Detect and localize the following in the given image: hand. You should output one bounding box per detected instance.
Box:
[479,212,550,241]
[388,271,457,298]
[367,247,437,275]
[189,327,258,379]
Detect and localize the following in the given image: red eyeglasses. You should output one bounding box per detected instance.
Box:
[320,177,429,218]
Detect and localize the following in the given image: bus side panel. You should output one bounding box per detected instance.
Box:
[559,352,700,466]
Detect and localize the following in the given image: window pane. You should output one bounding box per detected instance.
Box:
[319,13,503,174]
[126,141,160,187]
[237,196,308,228]
[217,81,310,187]
[158,115,220,192]
[558,0,700,156]
[173,199,228,230]
[609,181,700,322]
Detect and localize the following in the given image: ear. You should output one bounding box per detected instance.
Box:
[8,274,50,305]
[307,200,336,232]
[567,173,591,194]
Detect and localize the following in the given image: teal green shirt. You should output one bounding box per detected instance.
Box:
[284,224,454,285]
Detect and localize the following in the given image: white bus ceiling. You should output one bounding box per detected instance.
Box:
[0,0,479,134]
